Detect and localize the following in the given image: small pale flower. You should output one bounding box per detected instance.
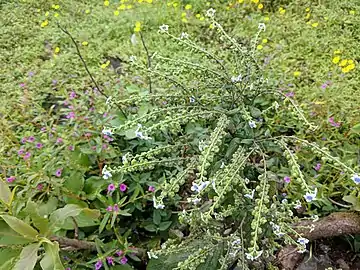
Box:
[193,198,201,205]
[129,55,137,62]
[102,128,112,136]
[55,168,62,177]
[352,174,360,185]
[180,32,189,39]
[248,120,257,128]
[119,183,127,192]
[244,189,255,199]
[106,205,113,212]
[113,204,119,212]
[159,24,169,33]
[297,237,309,245]
[56,138,63,144]
[23,152,31,160]
[314,163,321,171]
[153,197,165,209]
[294,200,302,209]
[258,23,266,31]
[21,137,27,144]
[189,96,195,103]
[283,176,291,183]
[206,8,216,17]
[304,188,317,202]
[148,186,155,192]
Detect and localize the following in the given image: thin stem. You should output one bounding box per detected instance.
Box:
[139,32,152,94]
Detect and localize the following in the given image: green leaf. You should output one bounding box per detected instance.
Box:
[144,224,157,232]
[1,215,38,240]
[40,242,64,270]
[63,171,84,193]
[0,221,33,245]
[153,211,161,225]
[0,247,21,270]
[25,201,49,234]
[60,212,99,230]
[99,213,111,233]
[84,176,105,200]
[118,209,132,217]
[350,123,360,134]
[110,212,118,228]
[0,180,11,205]
[13,243,40,270]
[343,195,358,205]
[38,197,58,217]
[197,242,223,270]
[112,265,133,270]
[48,204,84,233]
[158,221,172,231]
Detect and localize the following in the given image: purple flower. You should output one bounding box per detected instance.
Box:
[113,204,119,212]
[55,168,62,177]
[20,83,26,87]
[103,135,113,142]
[68,145,74,151]
[148,186,155,192]
[6,176,16,183]
[91,146,97,151]
[56,138,63,144]
[85,133,92,138]
[285,91,295,98]
[69,91,76,99]
[27,136,35,143]
[106,257,114,266]
[95,260,102,270]
[52,80,57,85]
[23,152,31,160]
[102,144,108,150]
[40,127,46,132]
[107,183,115,195]
[120,257,128,265]
[314,163,321,171]
[66,112,75,119]
[106,206,113,212]
[321,83,328,89]
[37,184,44,190]
[103,112,108,118]
[328,117,340,127]
[89,107,95,112]
[36,143,43,149]
[352,174,360,185]
[119,183,127,192]
[116,250,124,257]
[283,176,291,183]
[18,149,25,155]
[28,71,35,77]
[21,137,27,144]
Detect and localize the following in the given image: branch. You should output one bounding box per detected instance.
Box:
[50,236,96,251]
[139,32,152,94]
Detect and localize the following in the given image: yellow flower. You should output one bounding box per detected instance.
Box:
[293,71,301,77]
[226,6,230,11]
[332,56,340,64]
[181,12,186,17]
[196,14,201,18]
[341,66,351,73]
[127,4,133,9]
[238,0,244,2]
[118,4,126,10]
[311,22,318,27]
[54,12,59,17]
[138,0,143,2]
[40,20,48,27]
[324,16,328,20]
[82,41,89,46]
[199,16,205,21]
[54,4,60,9]
[181,17,188,23]
[185,4,192,10]
[101,60,110,69]
[349,10,355,15]
[305,7,310,12]
[264,16,270,21]
[134,27,141,32]
[54,47,60,53]
[252,0,259,3]
[104,1,110,7]
[305,13,310,19]
[167,2,172,6]
[339,59,348,67]
[258,3,263,9]
[134,21,141,32]
[85,9,91,14]
[257,44,263,50]
[114,10,119,16]
[348,59,354,64]
[145,0,153,3]
[209,23,214,29]
[135,21,141,28]
[45,11,49,16]
[333,50,341,54]
[279,7,285,15]
[173,2,178,7]
[262,38,268,43]
[348,63,355,70]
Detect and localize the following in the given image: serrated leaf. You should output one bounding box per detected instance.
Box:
[0,180,11,205]
[40,242,64,270]
[13,243,40,270]
[1,215,38,240]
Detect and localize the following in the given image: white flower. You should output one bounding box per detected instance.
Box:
[147,251,158,259]
[129,55,137,62]
[244,189,255,199]
[351,173,360,185]
[311,215,319,222]
[294,200,302,209]
[130,33,137,45]
[135,124,151,140]
[281,198,288,204]
[231,74,242,83]
[159,24,169,33]
[190,182,200,192]
[189,96,195,103]
[232,239,241,246]
[199,181,210,191]
[258,23,266,32]
[193,198,201,205]
[304,188,317,202]
[220,162,225,169]
[102,128,112,136]
[248,120,257,128]
[206,8,216,18]
[297,237,309,246]
[153,197,165,209]
[180,32,189,39]
[105,96,112,105]
[245,250,263,261]
[102,165,112,179]
[199,140,206,151]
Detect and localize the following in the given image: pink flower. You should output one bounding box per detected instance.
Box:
[106,256,114,266]
[68,145,74,151]
[328,117,341,127]
[66,112,75,119]
[113,204,119,212]
[6,176,16,183]
[69,91,77,99]
[283,176,291,183]
[21,137,27,144]
[20,83,26,87]
[36,143,43,149]
[37,184,44,190]
[314,163,321,171]
[56,138,63,144]
[120,257,128,265]
[106,206,113,212]
[18,149,25,155]
[107,183,115,195]
[148,186,155,192]
[55,168,62,177]
[23,152,31,160]
[285,92,295,98]
[116,250,124,257]
[27,136,35,143]
[119,183,127,192]
[84,133,92,138]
